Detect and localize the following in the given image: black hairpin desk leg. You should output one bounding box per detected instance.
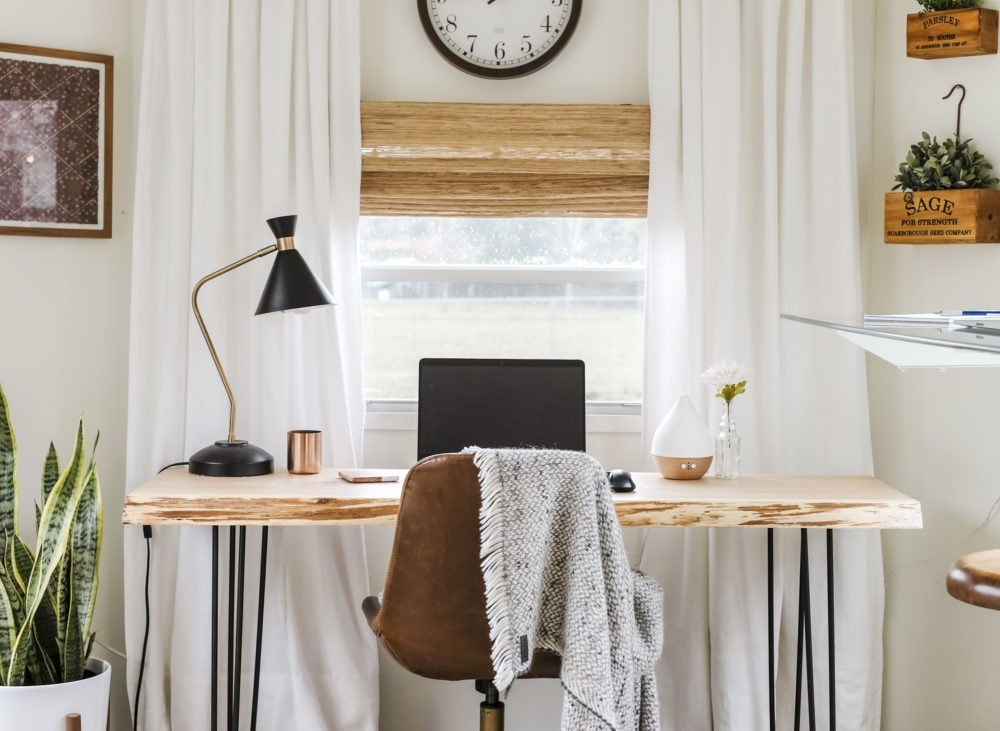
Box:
[211,525,268,731]
[226,527,236,729]
[794,528,817,731]
[772,529,836,731]
[212,527,219,731]
[826,529,836,731]
[231,527,248,731]
[768,529,776,731]
[250,526,269,731]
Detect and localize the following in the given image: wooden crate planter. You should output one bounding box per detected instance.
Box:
[907,8,998,59]
[885,189,1000,244]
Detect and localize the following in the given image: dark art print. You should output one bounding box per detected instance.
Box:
[0,44,112,237]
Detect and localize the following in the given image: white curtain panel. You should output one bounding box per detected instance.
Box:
[641,1,881,729]
[123,0,377,728]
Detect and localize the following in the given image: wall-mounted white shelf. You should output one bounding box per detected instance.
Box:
[781,314,1000,368]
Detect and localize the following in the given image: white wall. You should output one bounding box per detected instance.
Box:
[871,3,1000,729]
[0,2,136,729]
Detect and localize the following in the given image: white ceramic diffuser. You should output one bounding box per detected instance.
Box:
[650,394,714,479]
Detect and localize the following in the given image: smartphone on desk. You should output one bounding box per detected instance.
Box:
[338,470,399,483]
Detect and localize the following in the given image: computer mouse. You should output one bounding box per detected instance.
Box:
[607,469,636,493]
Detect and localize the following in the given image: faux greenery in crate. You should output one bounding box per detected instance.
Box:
[0,384,102,686]
[916,0,983,11]
[892,132,998,191]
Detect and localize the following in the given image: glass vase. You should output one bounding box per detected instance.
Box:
[714,400,741,479]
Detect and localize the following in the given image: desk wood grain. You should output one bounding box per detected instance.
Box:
[122,467,922,529]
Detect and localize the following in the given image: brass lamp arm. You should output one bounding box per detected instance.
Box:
[191,244,278,443]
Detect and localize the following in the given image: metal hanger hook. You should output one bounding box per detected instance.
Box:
[942,83,966,139]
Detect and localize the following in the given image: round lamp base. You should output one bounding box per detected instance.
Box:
[189,440,274,477]
[653,454,712,480]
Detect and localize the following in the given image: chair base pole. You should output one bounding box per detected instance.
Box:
[478,680,504,731]
[480,701,504,731]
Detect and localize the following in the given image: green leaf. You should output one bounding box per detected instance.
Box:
[27,625,56,685]
[37,445,60,535]
[57,457,99,683]
[0,538,19,685]
[63,465,100,682]
[9,533,33,594]
[28,587,59,684]
[6,421,88,686]
[0,387,17,539]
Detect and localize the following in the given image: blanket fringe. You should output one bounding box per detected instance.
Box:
[471,448,517,694]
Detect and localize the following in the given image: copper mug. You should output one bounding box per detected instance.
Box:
[287,430,322,474]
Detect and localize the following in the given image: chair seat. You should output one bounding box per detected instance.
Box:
[362,594,561,680]
[946,549,1000,610]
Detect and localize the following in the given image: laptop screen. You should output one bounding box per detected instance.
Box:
[417,358,586,460]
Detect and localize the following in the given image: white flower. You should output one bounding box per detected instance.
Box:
[700,360,750,403]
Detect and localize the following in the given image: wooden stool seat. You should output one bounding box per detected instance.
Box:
[947,549,1000,610]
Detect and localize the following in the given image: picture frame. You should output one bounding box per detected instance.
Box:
[0,43,113,238]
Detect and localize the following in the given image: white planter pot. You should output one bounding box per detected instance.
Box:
[0,658,111,731]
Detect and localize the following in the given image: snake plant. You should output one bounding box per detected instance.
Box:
[0,383,102,686]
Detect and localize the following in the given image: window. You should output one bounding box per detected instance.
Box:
[360,216,646,403]
[360,103,650,407]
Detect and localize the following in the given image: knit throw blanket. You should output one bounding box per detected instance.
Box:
[469,447,663,731]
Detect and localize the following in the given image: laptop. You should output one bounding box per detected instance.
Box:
[417,358,586,460]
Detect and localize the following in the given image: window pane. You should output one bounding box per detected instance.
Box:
[360,217,645,267]
[359,218,646,403]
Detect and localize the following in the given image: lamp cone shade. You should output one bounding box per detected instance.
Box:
[650,394,714,479]
[255,249,335,314]
[255,215,336,315]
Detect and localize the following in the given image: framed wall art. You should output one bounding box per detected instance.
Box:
[0,43,113,238]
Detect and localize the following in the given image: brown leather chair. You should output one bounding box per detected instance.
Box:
[362,453,560,731]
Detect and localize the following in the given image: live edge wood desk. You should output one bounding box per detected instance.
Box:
[123,468,921,731]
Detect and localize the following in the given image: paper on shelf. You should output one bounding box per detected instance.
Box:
[864,312,1000,328]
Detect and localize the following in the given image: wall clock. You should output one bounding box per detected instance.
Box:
[417,0,582,79]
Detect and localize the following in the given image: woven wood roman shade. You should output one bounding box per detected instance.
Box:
[360,102,650,217]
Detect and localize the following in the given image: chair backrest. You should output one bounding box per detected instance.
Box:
[367,452,560,682]
[370,452,495,680]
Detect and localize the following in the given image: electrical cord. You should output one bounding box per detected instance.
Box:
[133,524,152,731]
[134,460,187,731]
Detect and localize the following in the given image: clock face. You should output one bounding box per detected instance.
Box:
[418,0,582,79]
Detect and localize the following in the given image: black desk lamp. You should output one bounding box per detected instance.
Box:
[188,214,335,477]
